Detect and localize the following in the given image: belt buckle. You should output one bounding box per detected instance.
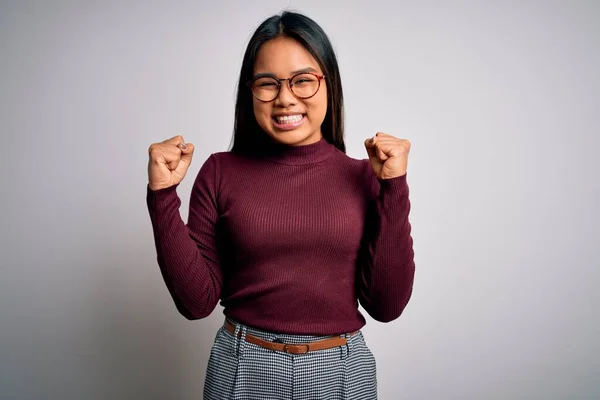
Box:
[283,344,309,354]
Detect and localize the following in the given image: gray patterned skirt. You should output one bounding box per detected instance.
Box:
[203,319,378,399]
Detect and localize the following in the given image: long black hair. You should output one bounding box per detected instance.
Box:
[229,11,345,155]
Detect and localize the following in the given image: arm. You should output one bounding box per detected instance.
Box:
[356,162,415,322]
[146,154,223,319]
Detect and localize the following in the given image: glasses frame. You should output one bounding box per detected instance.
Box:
[248,72,326,102]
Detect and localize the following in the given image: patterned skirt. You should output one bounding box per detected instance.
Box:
[203,319,378,399]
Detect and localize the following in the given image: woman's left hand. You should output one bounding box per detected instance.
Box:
[364,132,411,179]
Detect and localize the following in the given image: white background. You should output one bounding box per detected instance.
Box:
[1,0,599,399]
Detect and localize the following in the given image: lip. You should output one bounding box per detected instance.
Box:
[272,114,306,131]
[272,112,305,117]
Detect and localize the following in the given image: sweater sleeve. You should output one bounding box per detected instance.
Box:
[356,160,415,322]
[146,153,223,320]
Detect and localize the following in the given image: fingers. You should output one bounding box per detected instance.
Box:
[179,142,195,166]
[148,142,181,162]
[162,134,186,146]
[365,134,394,161]
[148,135,194,170]
[364,137,377,159]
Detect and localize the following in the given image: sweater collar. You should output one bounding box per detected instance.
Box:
[261,136,337,165]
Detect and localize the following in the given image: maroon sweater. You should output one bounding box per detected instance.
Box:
[146,136,415,335]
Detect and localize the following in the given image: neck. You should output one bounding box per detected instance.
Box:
[260,135,336,166]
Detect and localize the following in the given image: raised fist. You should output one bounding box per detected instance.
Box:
[147,135,195,191]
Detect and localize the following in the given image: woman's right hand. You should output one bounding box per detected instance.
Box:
[147,135,195,191]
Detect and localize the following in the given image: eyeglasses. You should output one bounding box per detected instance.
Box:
[248,72,326,102]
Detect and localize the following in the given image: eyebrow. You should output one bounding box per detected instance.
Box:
[253,67,318,80]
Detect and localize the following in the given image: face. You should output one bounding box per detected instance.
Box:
[252,36,328,146]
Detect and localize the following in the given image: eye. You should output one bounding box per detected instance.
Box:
[253,78,279,88]
[292,74,317,86]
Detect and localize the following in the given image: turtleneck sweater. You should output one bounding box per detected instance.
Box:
[146,136,415,335]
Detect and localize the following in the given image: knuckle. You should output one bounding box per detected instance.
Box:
[148,146,162,157]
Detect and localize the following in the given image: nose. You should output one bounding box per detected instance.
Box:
[274,80,297,107]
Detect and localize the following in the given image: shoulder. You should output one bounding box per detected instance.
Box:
[330,146,369,170]
[195,151,262,192]
[197,151,250,174]
[210,150,258,165]
[332,150,380,197]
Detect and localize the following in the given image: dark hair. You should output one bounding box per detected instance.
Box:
[229,11,345,155]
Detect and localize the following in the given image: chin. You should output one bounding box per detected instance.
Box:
[269,131,316,146]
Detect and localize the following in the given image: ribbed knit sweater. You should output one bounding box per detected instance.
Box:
[146,136,415,335]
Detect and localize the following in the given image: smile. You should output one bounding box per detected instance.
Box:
[272,114,306,130]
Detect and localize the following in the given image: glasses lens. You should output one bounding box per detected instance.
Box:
[291,74,320,98]
[252,77,279,101]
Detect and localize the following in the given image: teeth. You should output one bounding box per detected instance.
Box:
[275,114,303,123]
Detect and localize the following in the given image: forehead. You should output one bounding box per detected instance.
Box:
[254,36,322,75]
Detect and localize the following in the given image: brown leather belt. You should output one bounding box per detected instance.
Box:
[224,320,358,355]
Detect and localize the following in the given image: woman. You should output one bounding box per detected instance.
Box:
[146,11,415,400]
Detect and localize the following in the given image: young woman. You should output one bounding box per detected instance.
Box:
[146,11,415,400]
